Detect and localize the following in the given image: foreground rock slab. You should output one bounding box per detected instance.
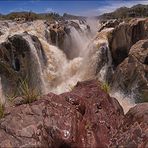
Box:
[110,103,148,148]
[0,80,147,148]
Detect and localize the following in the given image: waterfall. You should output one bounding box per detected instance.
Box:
[39,31,135,112]
[0,20,135,113]
[69,27,86,57]
[67,25,91,58]
[86,18,99,35]
[98,44,113,83]
[110,91,135,113]
[23,34,47,94]
[40,38,82,94]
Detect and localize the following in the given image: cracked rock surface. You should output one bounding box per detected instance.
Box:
[0,80,147,147]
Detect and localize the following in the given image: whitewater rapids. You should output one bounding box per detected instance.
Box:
[0,20,135,113]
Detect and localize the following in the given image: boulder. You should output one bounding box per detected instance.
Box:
[0,80,124,147]
[111,39,148,102]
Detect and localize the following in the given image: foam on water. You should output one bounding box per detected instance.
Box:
[110,91,136,113]
[0,20,136,112]
[37,22,135,113]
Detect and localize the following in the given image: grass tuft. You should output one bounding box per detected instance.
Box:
[18,78,40,104]
[6,91,18,103]
[101,82,110,93]
[0,102,4,119]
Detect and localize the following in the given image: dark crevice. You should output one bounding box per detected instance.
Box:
[114,47,128,67]
[59,142,71,148]
[14,58,20,71]
[142,41,148,49]
[77,104,86,116]
[22,53,25,58]
[144,56,148,65]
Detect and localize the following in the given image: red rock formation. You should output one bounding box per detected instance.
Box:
[0,80,147,147]
[110,103,148,148]
[0,80,124,147]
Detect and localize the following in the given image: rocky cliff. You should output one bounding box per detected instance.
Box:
[108,18,148,66]
[96,18,148,102]
[111,39,148,103]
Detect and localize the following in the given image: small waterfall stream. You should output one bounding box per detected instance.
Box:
[23,34,47,94]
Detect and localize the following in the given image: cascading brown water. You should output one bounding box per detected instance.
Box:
[0,20,135,113]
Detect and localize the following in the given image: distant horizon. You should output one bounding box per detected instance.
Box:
[0,0,148,17]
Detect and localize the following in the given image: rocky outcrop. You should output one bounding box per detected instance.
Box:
[99,19,120,32]
[87,28,114,83]
[0,21,9,36]
[0,32,47,96]
[111,39,148,102]
[47,20,91,59]
[110,103,148,148]
[49,23,67,50]
[109,18,148,66]
[0,80,147,147]
[69,21,81,30]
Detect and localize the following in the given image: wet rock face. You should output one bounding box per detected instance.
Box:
[0,34,29,95]
[131,18,148,44]
[69,21,81,30]
[109,18,148,66]
[49,25,66,49]
[109,23,131,66]
[47,20,91,59]
[47,22,71,57]
[0,80,147,147]
[0,33,46,95]
[111,40,148,102]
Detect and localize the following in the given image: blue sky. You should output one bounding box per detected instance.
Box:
[0,0,148,16]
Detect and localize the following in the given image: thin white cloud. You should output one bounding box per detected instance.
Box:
[9,8,30,13]
[80,0,148,16]
[45,8,53,13]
